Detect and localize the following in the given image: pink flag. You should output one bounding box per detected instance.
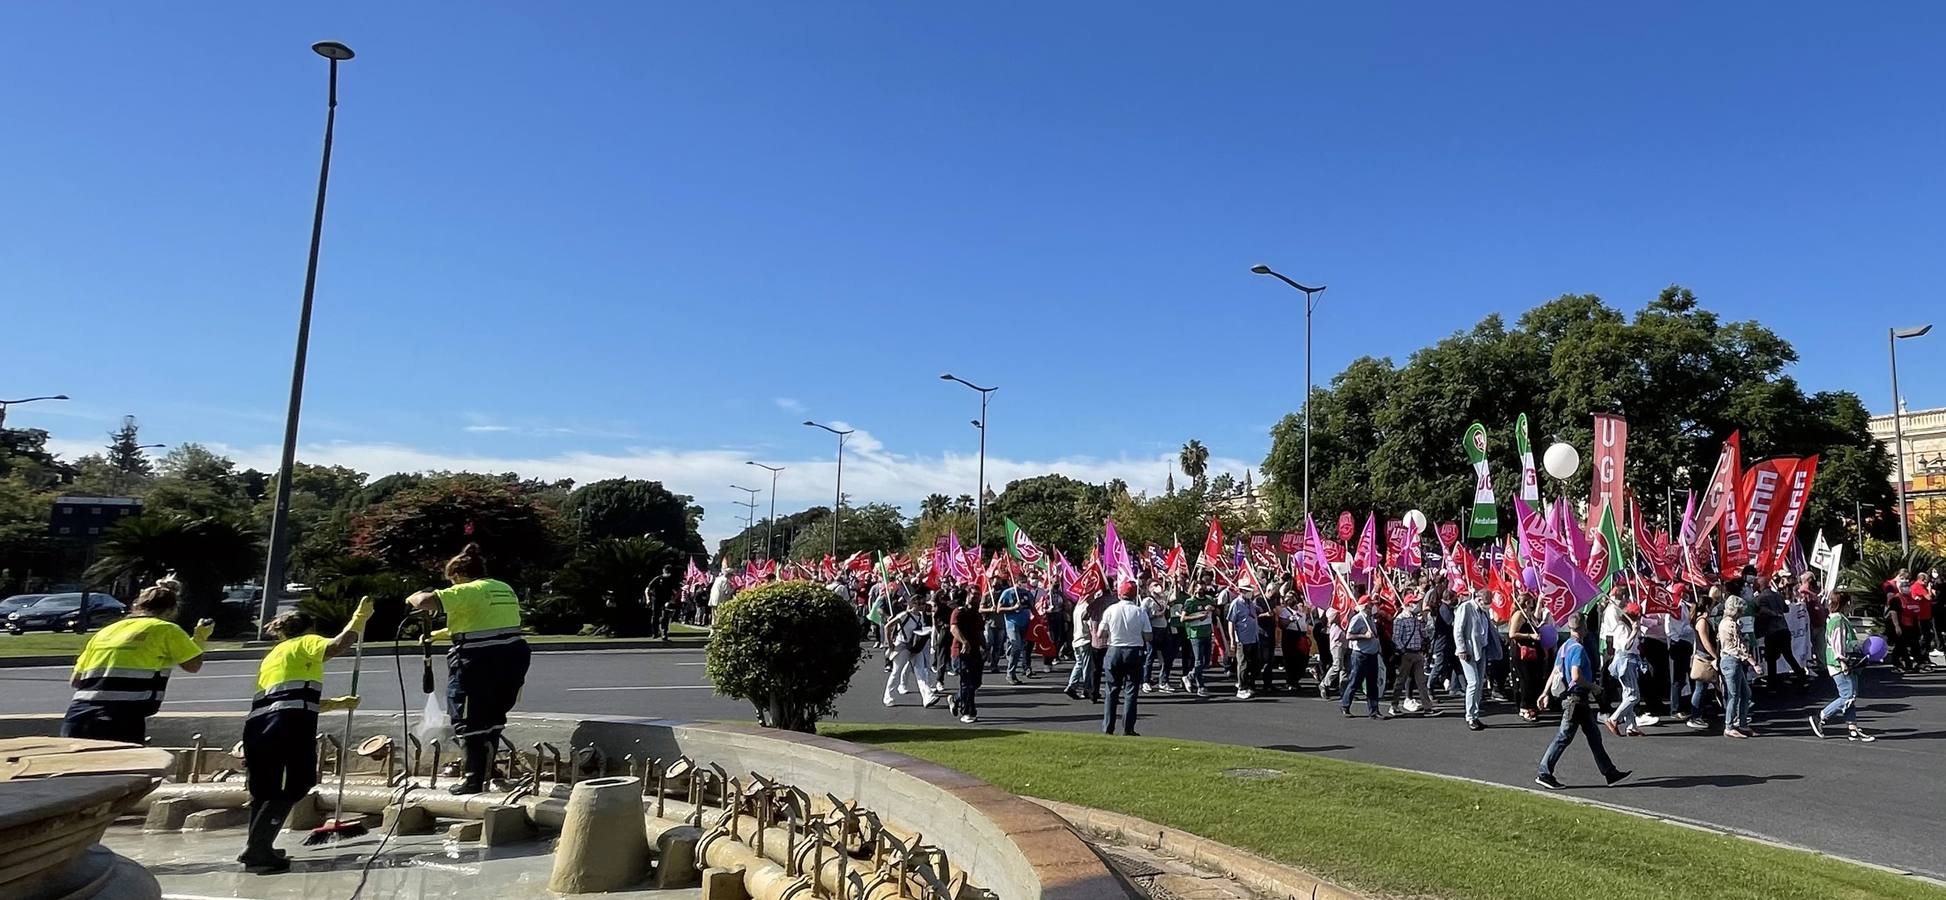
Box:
[1351,514,1378,583]
[1300,516,1337,609]
[1513,495,1545,568]
[1104,519,1136,585]
[945,532,973,583]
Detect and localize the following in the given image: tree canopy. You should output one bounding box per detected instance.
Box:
[1261,286,1898,544]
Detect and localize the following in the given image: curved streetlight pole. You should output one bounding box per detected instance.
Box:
[747,461,784,560]
[940,374,996,545]
[804,421,853,559]
[730,484,761,560]
[1890,324,1933,554]
[260,41,355,635]
[0,395,69,429]
[1249,265,1326,529]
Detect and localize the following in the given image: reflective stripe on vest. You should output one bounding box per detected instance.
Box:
[247,698,322,719]
[248,678,323,720]
[71,667,169,705]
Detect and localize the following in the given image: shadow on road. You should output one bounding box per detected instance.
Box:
[1259,743,1355,754]
[1624,773,1805,789]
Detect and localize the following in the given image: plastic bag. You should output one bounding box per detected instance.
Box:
[415,692,454,744]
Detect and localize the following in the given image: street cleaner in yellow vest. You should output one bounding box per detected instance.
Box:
[238,600,370,874]
[63,578,212,743]
[407,542,531,795]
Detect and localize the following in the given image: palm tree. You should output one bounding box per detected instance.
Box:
[89,513,262,635]
[952,494,975,515]
[1180,440,1210,485]
[920,494,951,520]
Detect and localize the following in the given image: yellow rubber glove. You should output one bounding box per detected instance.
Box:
[320,695,361,712]
[347,596,376,634]
[191,619,216,645]
[430,628,451,642]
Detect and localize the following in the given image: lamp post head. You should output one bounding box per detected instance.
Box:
[312,41,355,61]
[1893,324,1933,340]
[1249,264,1274,275]
[939,373,956,382]
[970,419,982,428]
[803,420,817,428]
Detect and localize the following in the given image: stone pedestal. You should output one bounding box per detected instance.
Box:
[547,776,651,893]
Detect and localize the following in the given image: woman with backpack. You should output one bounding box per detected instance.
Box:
[882,596,938,708]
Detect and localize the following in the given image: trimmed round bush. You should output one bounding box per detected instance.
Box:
[705,581,862,732]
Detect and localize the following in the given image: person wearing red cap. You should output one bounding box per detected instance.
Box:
[1096,579,1153,735]
[1603,600,1646,737]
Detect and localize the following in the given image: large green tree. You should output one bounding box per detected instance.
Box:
[350,475,567,595]
[560,478,706,557]
[787,502,905,561]
[145,443,253,521]
[1261,286,1897,546]
[984,474,1114,558]
[718,506,831,564]
[88,513,262,635]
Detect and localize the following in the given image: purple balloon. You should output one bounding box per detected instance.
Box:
[1863,635,1889,663]
[1522,565,1541,593]
[1538,621,1559,652]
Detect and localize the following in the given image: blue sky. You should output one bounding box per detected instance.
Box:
[3,4,1940,542]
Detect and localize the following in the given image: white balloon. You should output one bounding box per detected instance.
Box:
[1543,442,1581,480]
[1403,509,1427,532]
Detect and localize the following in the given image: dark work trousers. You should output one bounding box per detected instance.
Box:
[1640,638,1670,715]
[61,700,149,744]
[1102,645,1143,734]
[448,639,531,786]
[957,651,983,718]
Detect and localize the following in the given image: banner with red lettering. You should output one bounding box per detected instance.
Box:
[1766,454,1818,576]
[1384,519,1407,568]
[1337,512,1356,543]
[1737,457,1802,577]
[1589,413,1628,527]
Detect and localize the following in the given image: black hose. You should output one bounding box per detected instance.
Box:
[347,613,429,899]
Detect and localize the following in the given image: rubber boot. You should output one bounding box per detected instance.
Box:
[449,736,491,795]
[241,799,294,873]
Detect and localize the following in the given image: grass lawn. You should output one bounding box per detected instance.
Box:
[823,724,1940,900]
[0,632,246,658]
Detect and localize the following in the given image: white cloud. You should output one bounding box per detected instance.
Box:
[43,434,1261,547]
[462,425,514,433]
[773,398,807,414]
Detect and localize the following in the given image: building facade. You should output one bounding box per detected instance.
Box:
[1868,405,1946,542]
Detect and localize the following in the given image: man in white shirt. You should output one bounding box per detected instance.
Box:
[1096,581,1153,736]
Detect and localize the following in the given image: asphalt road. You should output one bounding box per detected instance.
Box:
[5,645,1940,879]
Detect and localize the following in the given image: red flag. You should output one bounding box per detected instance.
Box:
[1235,559,1262,593]
[1164,536,1186,578]
[1589,413,1629,526]
[1383,519,1407,569]
[1768,455,1819,576]
[1739,456,1809,577]
[1201,518,1226,570]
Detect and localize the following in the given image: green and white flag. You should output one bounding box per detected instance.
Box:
[1595,502,1625,593]
[1463,422,1499,538]
[1005,517,1048,569]
[1515,413,1540,504]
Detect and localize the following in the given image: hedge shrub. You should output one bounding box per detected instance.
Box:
[705,581,862,732]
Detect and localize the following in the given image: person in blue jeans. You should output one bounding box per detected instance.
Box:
[1715,595,1758,738]
[1809,592,1876,742]
[1338,594,1385,718]
[996,577,1033,685]
[1536,613,1630,789]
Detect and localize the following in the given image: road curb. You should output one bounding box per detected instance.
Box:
[1028,796,1370,900]
[0,635,709,669]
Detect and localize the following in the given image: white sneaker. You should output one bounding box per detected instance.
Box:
[1182,676,1195,693]
[1236,689,1254,700]
[883,698,896,707]
[1637,714,1660,727]
[959,714,977,724]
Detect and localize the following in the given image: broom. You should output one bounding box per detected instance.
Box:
[305,631,368,845]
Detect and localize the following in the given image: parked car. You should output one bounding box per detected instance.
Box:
[4,592,126,634]
[0,594,51,620]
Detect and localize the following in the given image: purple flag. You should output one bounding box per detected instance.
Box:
[1104,519,1135,584]
[1540,550,1599,624]
[1299,516,1337,609]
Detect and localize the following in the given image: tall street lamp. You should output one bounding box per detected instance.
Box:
[940,374,996,545]
[1249,265,1326,529]
[747,461,784,560]
[0,395,69,428]
[730,484,761,559]
[1890,323,1932,554]
[260,40,356,634]
[804,421,853,559]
